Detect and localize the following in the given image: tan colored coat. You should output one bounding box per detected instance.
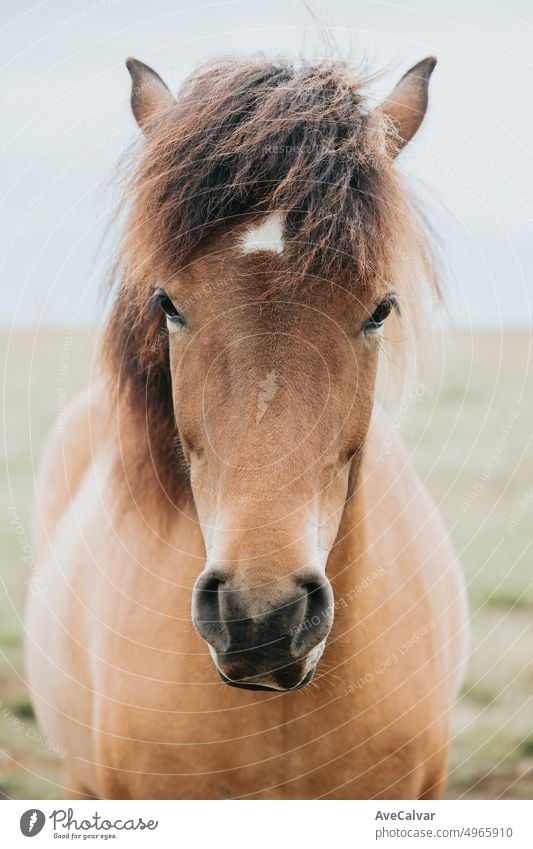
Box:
[25,383,467,799]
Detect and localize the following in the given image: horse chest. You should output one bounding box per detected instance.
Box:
[93,657,435,800]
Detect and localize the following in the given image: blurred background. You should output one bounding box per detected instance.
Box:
[1,0,532,798]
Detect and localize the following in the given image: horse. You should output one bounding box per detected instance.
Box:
[25,53,468,800]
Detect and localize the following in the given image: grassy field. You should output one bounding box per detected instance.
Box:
[1,327,532,799]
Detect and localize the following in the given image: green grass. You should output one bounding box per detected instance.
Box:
[1,327,533,798]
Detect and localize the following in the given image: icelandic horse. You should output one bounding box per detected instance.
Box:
[26,53,467,799]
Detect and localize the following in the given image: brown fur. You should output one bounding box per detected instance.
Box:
[104,56,435,506]
[25,54,467,800]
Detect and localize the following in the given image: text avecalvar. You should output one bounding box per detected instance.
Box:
[375,810,436,821]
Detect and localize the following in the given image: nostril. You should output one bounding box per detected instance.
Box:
[303,580,331,623]
[203,574,225,597]
[192,571,229,653]
[301,580,321,597]
[291,576,334,658]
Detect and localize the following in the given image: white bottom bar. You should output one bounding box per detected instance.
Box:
[2,799,533,848]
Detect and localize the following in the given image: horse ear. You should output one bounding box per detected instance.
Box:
[126,57,175,129]
[378,57,437,154]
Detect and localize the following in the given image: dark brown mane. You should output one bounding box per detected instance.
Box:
[104,55,436,508]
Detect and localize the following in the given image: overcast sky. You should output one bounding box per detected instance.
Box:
[1,0,533,327]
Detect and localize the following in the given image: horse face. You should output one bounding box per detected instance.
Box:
[121,57,434,691]
[157,235,397,691]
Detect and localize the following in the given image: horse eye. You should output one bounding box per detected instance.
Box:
[153,288,186,328]
[362,295,398,333]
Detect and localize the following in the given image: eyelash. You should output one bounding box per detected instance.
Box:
[362,295,398,333]
[153,288,187,328]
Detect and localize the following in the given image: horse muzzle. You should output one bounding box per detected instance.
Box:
[192,566,333,691]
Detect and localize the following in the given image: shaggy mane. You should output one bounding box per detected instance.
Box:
[104,55,437,508]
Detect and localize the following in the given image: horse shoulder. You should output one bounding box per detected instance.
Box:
[32,378,110,556]
[362,405,469,700]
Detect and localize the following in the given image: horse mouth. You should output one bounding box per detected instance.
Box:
[216,666,316,692]
[209,641,325,692]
